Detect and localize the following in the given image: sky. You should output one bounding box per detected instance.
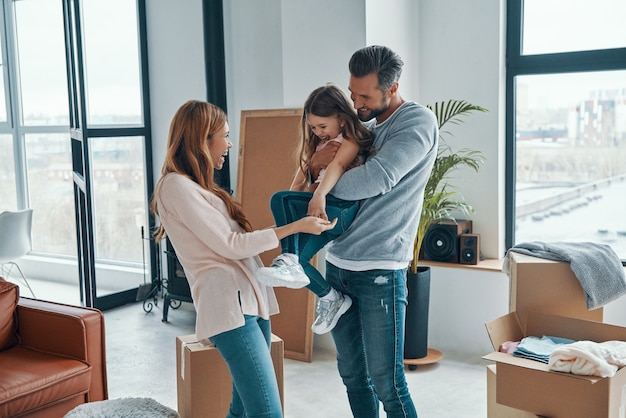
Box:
[523,0,626,54]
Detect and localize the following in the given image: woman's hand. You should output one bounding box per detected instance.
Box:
[297,216,336,234]
[273,215,336,241]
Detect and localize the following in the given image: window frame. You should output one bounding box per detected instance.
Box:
[505,0,626,263]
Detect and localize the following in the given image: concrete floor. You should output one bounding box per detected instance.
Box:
[16,278,490,417]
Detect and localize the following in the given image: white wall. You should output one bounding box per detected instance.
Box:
[145,0,626,358]
[145,0,207,186]
[223,0,284,189]
[223,0,366,190]
[418,0,507,260]
[145,0,508,356]
[220,0,505,260]
[146,1,505,258]
[428,267,509,356]
[280,0,366,108]
[365,0,420,99]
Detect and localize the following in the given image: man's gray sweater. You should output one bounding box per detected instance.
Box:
[327,101,438,271]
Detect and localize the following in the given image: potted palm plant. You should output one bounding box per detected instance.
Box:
[405,99,487,363]
[411,99,487,273]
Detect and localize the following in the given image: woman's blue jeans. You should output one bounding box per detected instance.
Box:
[326,262,418,418]
[209,315,282,418]
[270,190,359,297]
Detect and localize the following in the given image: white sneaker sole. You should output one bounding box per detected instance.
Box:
[311,295,352,335]
[256,267,310,289]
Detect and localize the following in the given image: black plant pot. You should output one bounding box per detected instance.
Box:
[404,266,431,359]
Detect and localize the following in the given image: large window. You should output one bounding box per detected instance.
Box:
[0,0,152,289]
[0,0,75,255]
[507,0,626,260]
[80,0,149,265]
[82,0,143,126]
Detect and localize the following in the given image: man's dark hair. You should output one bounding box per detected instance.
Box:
[348,45,404,92]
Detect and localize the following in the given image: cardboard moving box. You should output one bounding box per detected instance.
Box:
[484,311,626,418]
[176,333,284,418]
[506,252,603,326]
[486,365,540,418]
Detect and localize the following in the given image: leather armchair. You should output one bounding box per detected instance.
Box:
[0,294,108,418]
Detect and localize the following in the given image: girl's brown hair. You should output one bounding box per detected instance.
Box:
[150,100,251,242]
[297,84,375,178]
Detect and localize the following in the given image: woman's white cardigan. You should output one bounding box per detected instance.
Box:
[155,173,279,340]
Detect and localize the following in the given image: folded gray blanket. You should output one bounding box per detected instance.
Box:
[505,241,626,309]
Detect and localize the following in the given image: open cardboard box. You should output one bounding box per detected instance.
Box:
[487,365,541,418]
[484,311,626,418]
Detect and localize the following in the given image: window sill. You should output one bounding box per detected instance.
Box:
[421,258,626,273]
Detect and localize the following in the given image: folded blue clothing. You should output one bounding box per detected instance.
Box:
[513,335,576,364]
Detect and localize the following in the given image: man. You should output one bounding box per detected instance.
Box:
[310,45,438,417]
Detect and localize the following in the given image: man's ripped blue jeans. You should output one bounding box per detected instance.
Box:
[326,263,418,418]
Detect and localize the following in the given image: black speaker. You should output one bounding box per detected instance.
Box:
[459,233,480,265]
[421,219,473,263]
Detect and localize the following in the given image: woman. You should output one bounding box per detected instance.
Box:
[150,100,335,418]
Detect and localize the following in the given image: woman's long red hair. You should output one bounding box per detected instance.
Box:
[150,100,251,242]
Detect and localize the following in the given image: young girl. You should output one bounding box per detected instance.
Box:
[150,100,336,418]
[256,84,375,334]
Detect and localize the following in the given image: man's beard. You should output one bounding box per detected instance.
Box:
[357,100,389,122]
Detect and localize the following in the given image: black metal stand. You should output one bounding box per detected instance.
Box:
[137,234,193,321]
[141,283,160,313]
[140,228,161,314]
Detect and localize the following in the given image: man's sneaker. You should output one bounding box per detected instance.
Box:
[255,253,310,289]
[311,293,352,334]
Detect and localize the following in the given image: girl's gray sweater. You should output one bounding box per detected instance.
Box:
[326,101,438,271]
